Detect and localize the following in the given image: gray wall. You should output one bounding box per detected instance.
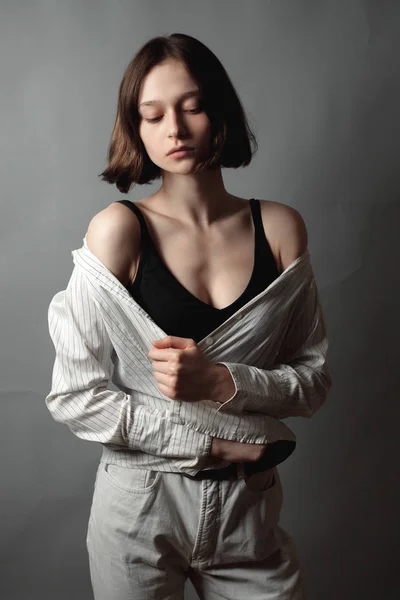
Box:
[1,1,399,598]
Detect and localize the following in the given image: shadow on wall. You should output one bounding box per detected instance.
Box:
[280,200,400,599]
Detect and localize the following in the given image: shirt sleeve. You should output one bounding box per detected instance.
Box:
[45,267,212,459]
[214,275,332,419]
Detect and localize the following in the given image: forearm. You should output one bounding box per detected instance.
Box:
[46,382,212,459]
[211,359,331,419]
[208,277,332,419]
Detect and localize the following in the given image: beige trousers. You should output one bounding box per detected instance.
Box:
[86,461,306,599]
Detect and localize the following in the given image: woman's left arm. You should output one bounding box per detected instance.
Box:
[214,271,332,420]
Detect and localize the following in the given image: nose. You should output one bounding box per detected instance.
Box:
[166,109,189,139]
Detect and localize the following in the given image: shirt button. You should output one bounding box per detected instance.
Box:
[204,336,213,346]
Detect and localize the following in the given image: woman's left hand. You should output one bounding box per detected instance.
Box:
[148,335,220,402]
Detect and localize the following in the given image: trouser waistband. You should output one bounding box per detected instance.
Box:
[181,462,243,481]
[181,440,297,481]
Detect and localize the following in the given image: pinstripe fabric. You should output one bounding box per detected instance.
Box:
[45,236,332,476]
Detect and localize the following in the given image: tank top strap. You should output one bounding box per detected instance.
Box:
[114,200,153,290]
[250,198,270,255]
[114,199,155,263]
[249,197,265,243]
[115,200,150,239]
[249,197,280,276]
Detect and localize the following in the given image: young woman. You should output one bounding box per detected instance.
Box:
[46,33,331,599]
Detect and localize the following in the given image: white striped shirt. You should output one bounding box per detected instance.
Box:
[45,237,332,476]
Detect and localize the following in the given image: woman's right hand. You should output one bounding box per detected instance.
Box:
[210,437,267,462]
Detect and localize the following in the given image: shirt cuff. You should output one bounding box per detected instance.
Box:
[214,362,245,413]
[132,405,213,458]
[169,423,213,458]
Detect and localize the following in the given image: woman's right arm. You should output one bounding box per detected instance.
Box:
[45,264,215,460]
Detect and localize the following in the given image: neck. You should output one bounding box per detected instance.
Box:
[151,167,236,228]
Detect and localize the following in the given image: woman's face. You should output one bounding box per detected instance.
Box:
[137,59,212,172]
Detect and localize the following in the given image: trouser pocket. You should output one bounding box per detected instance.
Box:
[102,463,161,494]
[86,463,162,558]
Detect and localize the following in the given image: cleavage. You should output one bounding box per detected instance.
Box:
[136,204,256,311]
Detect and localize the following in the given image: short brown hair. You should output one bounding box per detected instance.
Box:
[99,33,258,193]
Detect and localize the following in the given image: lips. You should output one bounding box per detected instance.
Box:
[167,146,194,156]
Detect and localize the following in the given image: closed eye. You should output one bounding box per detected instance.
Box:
[143,108,202,124]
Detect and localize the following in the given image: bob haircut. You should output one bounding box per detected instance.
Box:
[99,32,258,194]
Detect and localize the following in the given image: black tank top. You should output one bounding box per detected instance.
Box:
[115,198,280,342]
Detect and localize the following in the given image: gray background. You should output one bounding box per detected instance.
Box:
[1,1,399,598]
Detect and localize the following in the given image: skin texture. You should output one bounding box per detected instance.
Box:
[137,59,213,181]
[86,58,308,462]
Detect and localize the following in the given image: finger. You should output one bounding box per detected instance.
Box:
[153,371,177,386]
[152,336,195,349]
[152,361,179,375]
[156,381,179,400]
[154,374,182,400]
[148,348,180,361]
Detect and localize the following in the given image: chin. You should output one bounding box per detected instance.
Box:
[161,159,198,172]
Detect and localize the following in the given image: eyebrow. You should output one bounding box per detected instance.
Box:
[138,90,200,109]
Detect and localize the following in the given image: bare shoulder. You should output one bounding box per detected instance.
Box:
[259,199,308,271]
[85,201,141,287]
